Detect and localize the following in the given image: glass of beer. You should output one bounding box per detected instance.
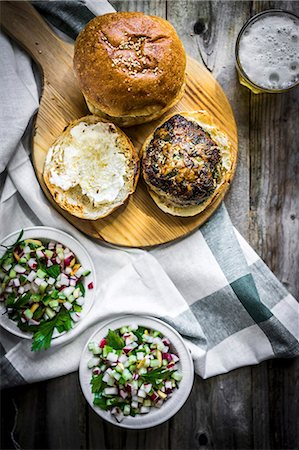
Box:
[235,10,299,93]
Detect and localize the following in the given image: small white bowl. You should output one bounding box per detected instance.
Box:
[79,315,194,429]
[0,227,96,341]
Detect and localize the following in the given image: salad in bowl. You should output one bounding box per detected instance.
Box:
[79,315,194,429]
[0,227,95,351]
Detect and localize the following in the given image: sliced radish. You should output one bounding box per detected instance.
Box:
[27,270,37,282]
[104,387,118,395]
[14,264,26,274]
[63,301,72,310]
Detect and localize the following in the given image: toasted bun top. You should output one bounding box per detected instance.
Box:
[74,12,186,118]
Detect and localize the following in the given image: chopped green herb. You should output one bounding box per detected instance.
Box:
[106,329,125,350]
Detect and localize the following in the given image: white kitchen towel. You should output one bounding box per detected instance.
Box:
[0,0,298,389]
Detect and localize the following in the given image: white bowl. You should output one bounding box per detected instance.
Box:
[0,226,96,341]
[79,315,194,429]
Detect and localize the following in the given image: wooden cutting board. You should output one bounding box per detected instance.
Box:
[1,1,238,247]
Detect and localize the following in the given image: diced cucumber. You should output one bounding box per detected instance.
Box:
[106,377,116,387]
[123,405,130,416]
[122,369,132,381]
[120,326,129,334]
[24,309,33,320]
[112,372,121,381]
[36,269,47,279]
[39,281,48,294]
[45,307,56,320]
[143,399,151,407]
[150,359,160,368]
[49,300,58,308]
[44,250,53,258]
[31,293,41,302]
[82,270,91,276]
[171,371,183,382]
[73,287,81,299]
[88,357,100,368]
[19,257,27,264]
[128,355,137,364]
[102,345,113,358]
[9,269,16,279]
[73,304,82,313]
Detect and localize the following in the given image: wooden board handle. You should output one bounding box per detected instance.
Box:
[0,1,72,79]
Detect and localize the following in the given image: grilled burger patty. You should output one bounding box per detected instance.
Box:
[142,114,222,205]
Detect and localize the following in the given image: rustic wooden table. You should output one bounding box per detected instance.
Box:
[1,1,298,449]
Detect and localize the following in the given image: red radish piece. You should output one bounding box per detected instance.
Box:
[28,259,37,270]
[150,392,159,402]
[64,255,73,266]
[88,282,94,290]
[162,353,172,362]
[99,338,107,348]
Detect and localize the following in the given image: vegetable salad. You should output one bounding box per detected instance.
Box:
[0,231,93,351]
[88,325,183,422]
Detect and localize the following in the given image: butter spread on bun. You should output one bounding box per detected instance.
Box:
[74,12,186,127]
[142,111,235,217]
[44,116,139,219]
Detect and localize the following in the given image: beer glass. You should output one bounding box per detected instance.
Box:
[235,10,299,94]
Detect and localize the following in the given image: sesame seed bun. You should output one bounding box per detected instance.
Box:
[74,12,186,127]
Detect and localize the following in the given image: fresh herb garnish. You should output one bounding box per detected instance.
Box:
[93,394,109,410]
[106,329,125,350]
[91,374,104,393]
[134,326,145,341]
[46,264,60,279]
[0,230,24,266]
[141,367,172,384]
[31,309,72,351]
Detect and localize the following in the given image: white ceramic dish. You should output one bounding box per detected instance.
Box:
[0,227,96,340]
[79,315,194,429]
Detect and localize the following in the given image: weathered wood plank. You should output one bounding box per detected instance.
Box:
[166,0,252,238]
[249,0,299,298]
[248,2,299,449]
[166,3,253,450]
[3,374,87,449]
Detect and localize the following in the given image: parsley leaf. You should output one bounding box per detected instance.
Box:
[91,374,104,393]
[134,326,145,342]
[93,394,108,410]
[106,329,125,350]
[31,309,73,351]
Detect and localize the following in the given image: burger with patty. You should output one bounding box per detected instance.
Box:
[142,111,235,216]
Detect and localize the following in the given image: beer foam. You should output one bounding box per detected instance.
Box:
[238,12,299,90]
